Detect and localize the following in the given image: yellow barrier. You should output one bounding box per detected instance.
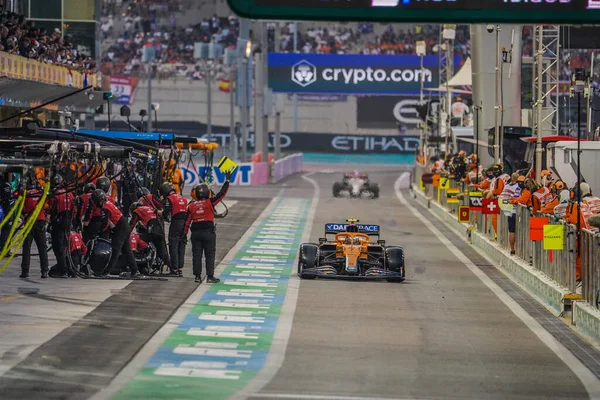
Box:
[0,52,97,88]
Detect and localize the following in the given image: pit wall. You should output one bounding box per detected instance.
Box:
[178,153,304,187]
[410,172,600,347]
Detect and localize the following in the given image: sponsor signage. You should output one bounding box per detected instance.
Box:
[325,223,380,233]
[356,94,445,129]
[268,53,459,94]
[201,132,420,154]
[179,163,269,186]
[110,76,138,105]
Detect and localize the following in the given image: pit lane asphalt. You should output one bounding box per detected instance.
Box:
[250,170,592,400]
[0,195,270,400]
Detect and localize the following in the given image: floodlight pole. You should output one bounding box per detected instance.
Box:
[535,25,544,185]
[207,63,212,143]
[493,25,501,165]
[417,40,426,161]
[230,67,237,158]
[147,63,153,133]
[292,22,299,133]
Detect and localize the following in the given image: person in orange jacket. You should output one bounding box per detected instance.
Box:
[511,177,542,214]
[162,159,183,194]
[541,180,565,214]
[566,183,594,282]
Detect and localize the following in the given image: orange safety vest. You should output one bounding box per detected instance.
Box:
[553,202,569,219]
[583,196,600,215]
[567,202,593,230]
[533,187,553,207]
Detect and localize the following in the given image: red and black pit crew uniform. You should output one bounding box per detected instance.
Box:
[130,205,171,271]
[184,181,229,279]
[47,188,74,277]
[69,231,87,269]
[139,193,164,210]
[75,191,92,231]
[164,192,188,273]
[20,189,49,277]
[128,232,152,272]
[83,194,115,243]
[101,201,138,275]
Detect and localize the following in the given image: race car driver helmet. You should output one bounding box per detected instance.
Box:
[194,183,210,200]
[346,223,359,233]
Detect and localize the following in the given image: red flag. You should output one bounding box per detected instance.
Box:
[481,198,500,215]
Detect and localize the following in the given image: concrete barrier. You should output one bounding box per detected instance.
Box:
[272,153,304,183]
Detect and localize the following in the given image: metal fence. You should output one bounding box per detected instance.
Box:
[412,171,599,307]
[582,229,600,308]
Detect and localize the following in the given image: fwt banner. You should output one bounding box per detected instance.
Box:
[268,53,462,94]
[179,162,269,186]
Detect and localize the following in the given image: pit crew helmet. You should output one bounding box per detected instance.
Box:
[96,176,111,193]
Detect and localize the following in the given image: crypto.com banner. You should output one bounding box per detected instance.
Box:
[268,53,459,94]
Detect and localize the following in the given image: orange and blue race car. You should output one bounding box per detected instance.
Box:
[298,219,405,282]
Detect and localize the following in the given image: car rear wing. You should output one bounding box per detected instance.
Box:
[324,223,380,237]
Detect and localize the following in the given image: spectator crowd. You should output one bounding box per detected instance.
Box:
[0,10,96,74]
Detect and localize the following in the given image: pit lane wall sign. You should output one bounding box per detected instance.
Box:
[201,132,420,154]
[179,162,269,186]
[113,197,311,400]
[268,53,460,94]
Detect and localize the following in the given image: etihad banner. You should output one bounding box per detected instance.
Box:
[268,53,462,94]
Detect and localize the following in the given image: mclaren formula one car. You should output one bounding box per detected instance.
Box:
[332,172,379,199]
[298,219,405,281]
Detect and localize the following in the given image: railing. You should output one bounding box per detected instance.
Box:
[413,171,599,307]
[582,229,600,308]
[0,52,97,88]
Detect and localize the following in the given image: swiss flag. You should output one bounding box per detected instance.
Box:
[482,198,501,215]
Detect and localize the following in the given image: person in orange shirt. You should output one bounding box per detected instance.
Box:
[471,167,493,191]
[511,177,541,213]
[541,180,565,214]
[162,159,183,195]
[580,182,600,215]
[566,183,594,281]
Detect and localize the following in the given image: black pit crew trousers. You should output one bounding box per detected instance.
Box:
[191,227,216,278]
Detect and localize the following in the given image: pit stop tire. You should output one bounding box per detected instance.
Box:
[371,183,380,199]
[385,246,405,282]
[298,243,318,279]
[332,182,343,198]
